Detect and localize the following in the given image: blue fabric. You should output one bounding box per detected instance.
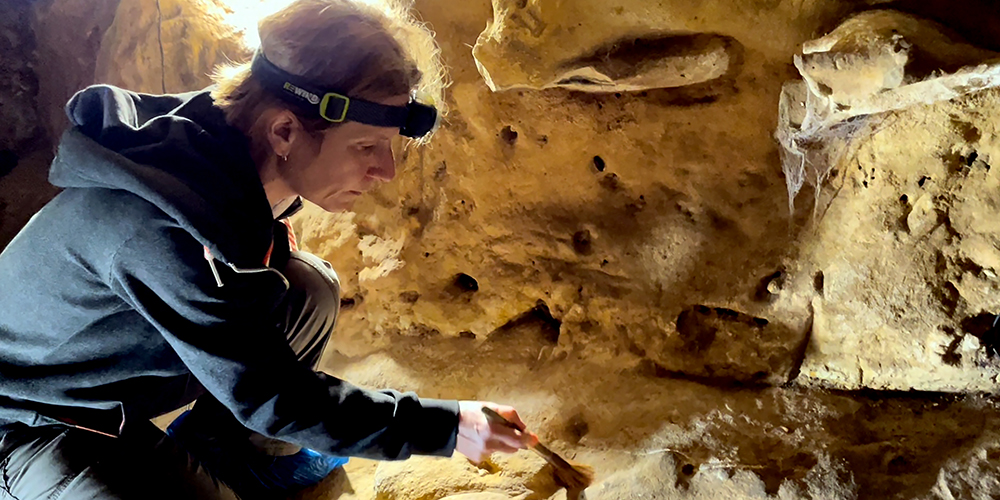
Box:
[250,448,350,490]
[166,410,348,495]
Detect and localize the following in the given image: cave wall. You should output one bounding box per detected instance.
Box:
[18,0,1000,393]
[294,0,1000,394]
[0,1,41,154]
[0,0,120,248]
[11,1,1000,497]
[32,0,121,143]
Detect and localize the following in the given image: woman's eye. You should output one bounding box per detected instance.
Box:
[357,144,376,152]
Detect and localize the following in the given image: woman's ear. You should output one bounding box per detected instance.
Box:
[265,109,300,158]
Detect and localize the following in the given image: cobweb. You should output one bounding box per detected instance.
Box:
[776,81,876,217]
[780,118,872,215]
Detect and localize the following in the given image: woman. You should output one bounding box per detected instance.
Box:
[0,1,533,498]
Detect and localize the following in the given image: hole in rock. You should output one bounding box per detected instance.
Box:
[452,273,479,292]
[887,454,911,475]
[813,271,825,295]
[935,282,961,315]
[565,413,590,443]
[676,305,769,353]
[592,155,606,172]
[489,300,561,345]
[966,150,979,166]
[340,295,362,310]
[499,125,518,145]
[753,268,785,302]
[572,230,593,255]
[960,312,1000,357]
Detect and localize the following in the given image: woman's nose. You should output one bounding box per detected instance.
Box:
[368,144,396,182]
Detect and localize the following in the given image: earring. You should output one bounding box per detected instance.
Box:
[280,154,288,162]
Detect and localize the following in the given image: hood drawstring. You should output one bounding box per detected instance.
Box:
[282,219,299,252]
[203,246,224,288]
[202,237,280,288]
[202,220,296,288]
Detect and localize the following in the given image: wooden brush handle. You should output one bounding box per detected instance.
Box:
[481,406,522,431]
[527,442,576,470]
[481,407,575,470]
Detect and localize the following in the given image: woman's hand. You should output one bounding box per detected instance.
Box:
[455,401,539,462]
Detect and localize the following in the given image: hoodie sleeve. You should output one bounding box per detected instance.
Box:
[107,217,459,459]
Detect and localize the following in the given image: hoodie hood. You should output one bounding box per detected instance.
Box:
[51,85,274,268]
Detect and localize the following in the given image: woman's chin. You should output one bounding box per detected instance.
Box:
[317,194,358,213]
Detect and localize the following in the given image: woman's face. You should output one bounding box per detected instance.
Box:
[280,94,409,212]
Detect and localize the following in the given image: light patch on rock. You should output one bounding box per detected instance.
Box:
[359,233,407,282]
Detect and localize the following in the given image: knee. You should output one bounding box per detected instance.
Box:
[279,252,342,365]
[283,251,341,335]
[284,251,341,315]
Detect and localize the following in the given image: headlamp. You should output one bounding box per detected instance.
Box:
[250,51,438,139]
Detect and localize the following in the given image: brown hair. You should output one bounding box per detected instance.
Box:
[212,0,445,166]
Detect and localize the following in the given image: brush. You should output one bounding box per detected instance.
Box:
[482,407,594,490]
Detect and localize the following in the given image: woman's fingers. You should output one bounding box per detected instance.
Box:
[488,406,538,447]
[494,405,527,430]
[456,400,539,461]
[491,426,530,449]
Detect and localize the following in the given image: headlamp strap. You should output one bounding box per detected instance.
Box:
[250,51,436,138]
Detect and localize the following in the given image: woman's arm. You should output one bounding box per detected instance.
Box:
[108,218,458,459]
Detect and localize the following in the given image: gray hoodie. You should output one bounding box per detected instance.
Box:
[0,85,458,460]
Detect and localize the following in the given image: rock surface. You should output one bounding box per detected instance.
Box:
[795,10,1000,119]
[470,0,862,92]
[371,453,557,500]
[16,0,1000,498]
[773,9,1000,391]
[0,1,42,152]
[31,0,120,143]
[776,10,1000,211]
[96,0,250,94]
[306,340,1000,500]
[786,90,1000,391]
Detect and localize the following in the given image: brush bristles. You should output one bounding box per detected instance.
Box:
[554,461,595,490]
